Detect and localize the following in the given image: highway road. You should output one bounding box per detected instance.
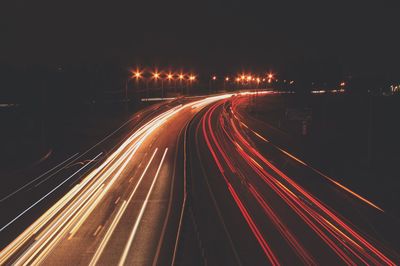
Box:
[180,92,400,265]
[0,95,232,265]
[1,92,399,265]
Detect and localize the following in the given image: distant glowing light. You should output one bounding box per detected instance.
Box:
[153,72,160,79]
[212,76,217,80]
[225,77,229,81]
[132,69,142,79]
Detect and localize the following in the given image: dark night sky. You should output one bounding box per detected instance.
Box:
[1,0,399,77]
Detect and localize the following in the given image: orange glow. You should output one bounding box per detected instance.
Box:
[153,72,160,79]
[167,73,173,80]
[247,75,252,81]
[132,68,142,79]
[189,75,196,81]
[225,77,229,81]
[178,74,184,80]
[267,73,274,79]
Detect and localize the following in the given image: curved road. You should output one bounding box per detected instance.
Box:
[1,92,399,265]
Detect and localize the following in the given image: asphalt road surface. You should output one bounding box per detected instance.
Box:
[1,92,399,265]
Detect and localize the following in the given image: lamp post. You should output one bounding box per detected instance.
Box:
[133,69,142,99]
[209,75,217,94]
[189,75,196,95]
[178,73,184,94]
[166,73,173,97]
[224,77,229,90]
[153,71,160,98]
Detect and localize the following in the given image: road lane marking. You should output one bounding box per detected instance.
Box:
[89,148,159,266]
[89,200,128,266]
[93,225,103,237]
[171,121,190,266]
[1,95,237,264]
[114,197,121,205]
[118,148,168,266]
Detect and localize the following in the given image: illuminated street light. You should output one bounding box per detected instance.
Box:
[225,77,229,81]
[133,69,142,79]
[178,73,185,94]
[189,75,196,81]
[212,76,217,80]
[153,72,160,80]
[167,73,173,80]
[267,73,274,79]
[247,75,252,82]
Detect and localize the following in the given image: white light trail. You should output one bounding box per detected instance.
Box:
[118,148,168,266]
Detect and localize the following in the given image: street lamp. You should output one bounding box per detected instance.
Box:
[166,72,174,96]
[133,70,142,80]
[131,69,142,99]
[153,72,160,80]
[210,75,217,94]
[223,77,230,90]
[151,71,162,97]
[188,75,196,95]
[178,73,185,94]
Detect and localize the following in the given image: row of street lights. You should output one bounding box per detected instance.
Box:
[127,69,197,98]
[130,69,197,82]
[125,68,294,99]
[210,73,276,84]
